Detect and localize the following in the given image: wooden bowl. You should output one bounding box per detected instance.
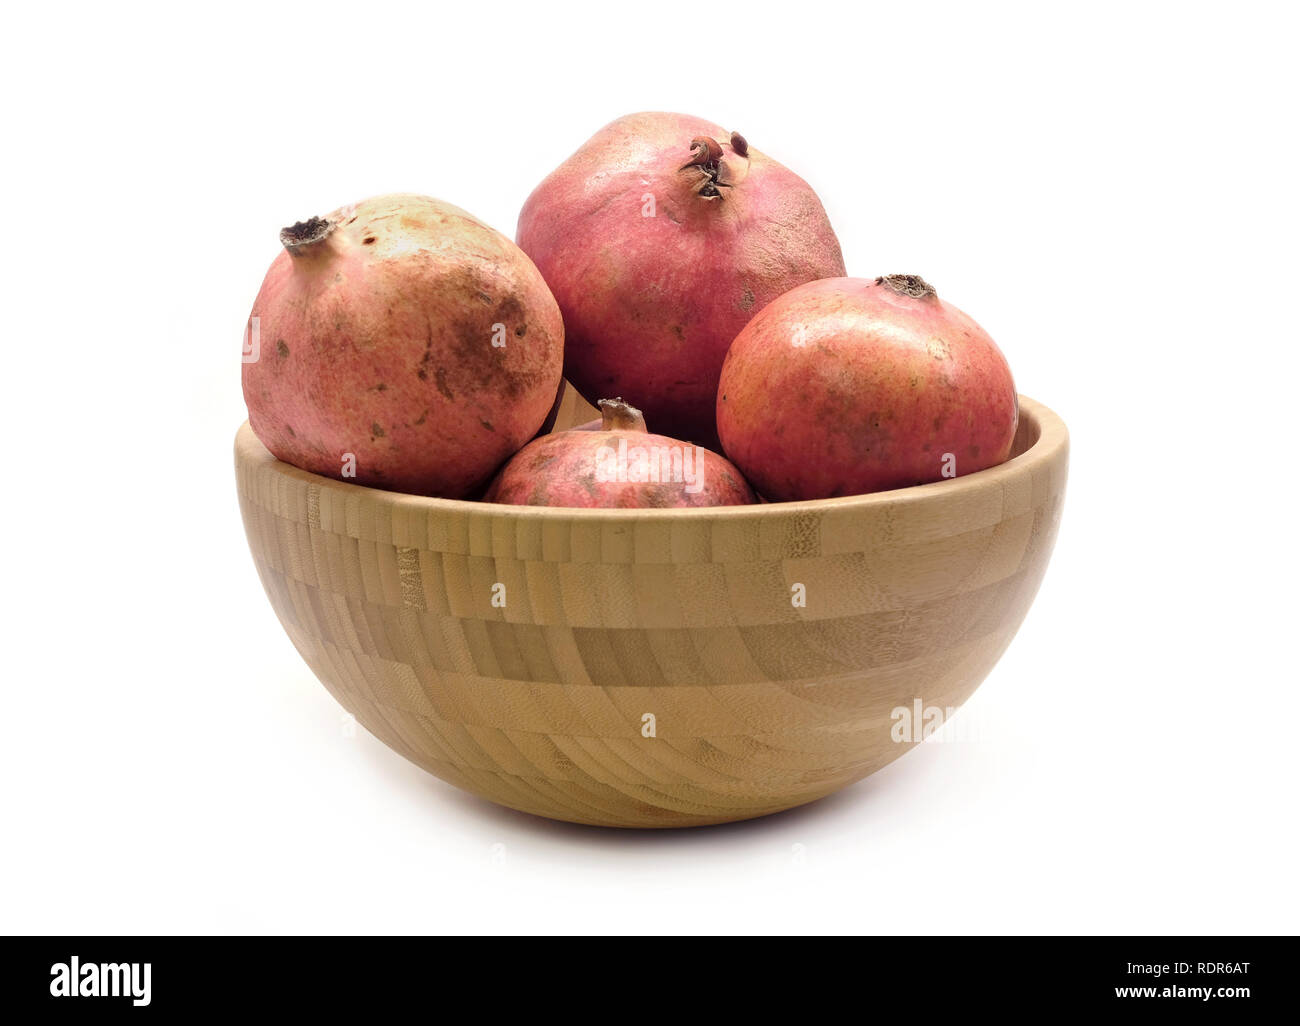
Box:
[235,391,1068,828]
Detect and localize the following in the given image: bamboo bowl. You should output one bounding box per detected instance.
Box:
[235,391,1067,828]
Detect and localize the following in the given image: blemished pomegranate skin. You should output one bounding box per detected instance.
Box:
[483,399,756,508]
[242,194,563,498]
[716,275,1018,500]
[516,112,845,450]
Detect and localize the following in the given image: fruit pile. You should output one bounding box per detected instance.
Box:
[242,112,1018,508]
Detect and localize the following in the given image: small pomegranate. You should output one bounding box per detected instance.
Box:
[242,194,563,498]
[516,112,845,450]
[484,398,756,508]
[717,275,1018,500]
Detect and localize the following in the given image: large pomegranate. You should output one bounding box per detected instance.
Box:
[516,112,845,450]
[242,193,563,498]
[484,398,755,508]
[717,275,1018,500]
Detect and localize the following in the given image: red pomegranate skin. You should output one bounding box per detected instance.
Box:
[484,399,756,508]
[516,112,845,450]
[243,194,563,498]
[716,276,1018,500]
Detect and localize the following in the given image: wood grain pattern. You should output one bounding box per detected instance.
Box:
[235,388,1068,828]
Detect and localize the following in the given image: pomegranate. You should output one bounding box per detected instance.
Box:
[483,398,756,508]
[242,194,563,498]
[532,377,568,439]
[717,275,1018,500]
[516,112,845,450]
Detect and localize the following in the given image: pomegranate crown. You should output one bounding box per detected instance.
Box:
[280,216,336,253]
[876,274,937,299]
[597,397,648,432]
[678,133,748,200]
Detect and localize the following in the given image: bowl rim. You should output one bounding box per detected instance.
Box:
[235,394,1067,521]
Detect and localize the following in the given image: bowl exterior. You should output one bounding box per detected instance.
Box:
[235,397,1067,828]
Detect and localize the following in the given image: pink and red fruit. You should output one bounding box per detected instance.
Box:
[717,275,1018,500]
[484,398,756,508]
[517,112,845,450]
[243,193,563,498]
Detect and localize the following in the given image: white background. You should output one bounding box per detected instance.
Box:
[2,1,1296,934]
